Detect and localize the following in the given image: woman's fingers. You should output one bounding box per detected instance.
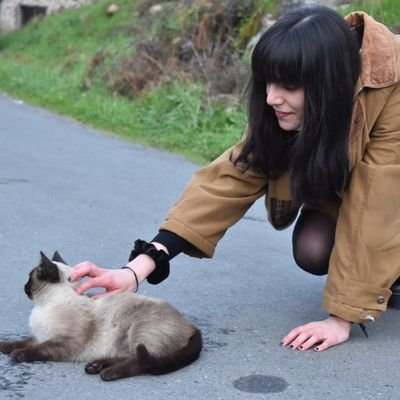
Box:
[72,268,137,296]
[281,324,312,347]
[75,276,107,295]
[313,338,335,352]
[282,329,320,350]
[288,332,319,350]
[281,316,351,352]
[70,262,104,281]
[298,335,321,351]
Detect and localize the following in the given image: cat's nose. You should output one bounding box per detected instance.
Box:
[24,282,33,299]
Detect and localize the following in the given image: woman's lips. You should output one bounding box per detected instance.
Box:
[274,110,292,119]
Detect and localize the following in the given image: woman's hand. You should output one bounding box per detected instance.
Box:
[70,242,168,299]
[281,315,351,352]
[70,254,157,299]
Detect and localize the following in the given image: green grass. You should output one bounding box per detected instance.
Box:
[0,56,246,163]
[0,0,247,163]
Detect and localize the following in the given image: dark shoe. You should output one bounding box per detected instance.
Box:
[388,280,400,309]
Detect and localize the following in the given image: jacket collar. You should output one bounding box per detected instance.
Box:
[346,12,398,89]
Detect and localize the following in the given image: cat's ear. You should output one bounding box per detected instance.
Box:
[52,251,67,265]
[38,251,60,283]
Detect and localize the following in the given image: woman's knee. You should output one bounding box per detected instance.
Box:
[292,209,336,276]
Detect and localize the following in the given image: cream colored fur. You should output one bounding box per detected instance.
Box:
[29,262,197,362]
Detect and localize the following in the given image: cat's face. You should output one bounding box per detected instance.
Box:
[24,251,74,300]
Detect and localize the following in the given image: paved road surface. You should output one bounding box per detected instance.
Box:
[0,92,399,399]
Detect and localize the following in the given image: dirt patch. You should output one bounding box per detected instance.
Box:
[83,0,272,104]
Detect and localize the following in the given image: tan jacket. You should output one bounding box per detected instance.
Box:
[160,12,400,324]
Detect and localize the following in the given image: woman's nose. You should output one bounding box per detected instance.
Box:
[266,84,283,106]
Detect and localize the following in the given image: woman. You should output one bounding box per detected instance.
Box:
[71,5,400,352]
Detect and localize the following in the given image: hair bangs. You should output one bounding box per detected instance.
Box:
[251,30,303,87]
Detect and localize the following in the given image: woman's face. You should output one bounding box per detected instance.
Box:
[266,83,305,131]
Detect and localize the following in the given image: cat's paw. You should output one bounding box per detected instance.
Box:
[85,358,118,374]
[85,358,125,380]
[85,361,104,374]
[100,368,122,381]
[0,341,18,354]
[10,349,31,363]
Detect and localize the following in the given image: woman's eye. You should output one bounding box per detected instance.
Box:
[283,85,299,91]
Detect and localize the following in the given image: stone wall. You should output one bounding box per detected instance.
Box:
[0,0,91,32]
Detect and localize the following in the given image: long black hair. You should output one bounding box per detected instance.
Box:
[235,5,361,205]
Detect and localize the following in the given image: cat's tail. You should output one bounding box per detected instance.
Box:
[136,328,202,375]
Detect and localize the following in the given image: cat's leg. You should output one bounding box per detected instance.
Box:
[0,336,37,354]
[10,339,72,362]
[85,356,143,381]
[84,357,127,374]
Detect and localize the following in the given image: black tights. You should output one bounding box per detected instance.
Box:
[292,209,336,276]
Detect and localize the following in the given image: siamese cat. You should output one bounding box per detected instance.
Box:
[0,252,202,381]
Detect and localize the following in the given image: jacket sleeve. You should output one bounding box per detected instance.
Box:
[323,83,400,324]
[159,141,268,258]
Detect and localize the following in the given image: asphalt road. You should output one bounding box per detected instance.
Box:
[1,92,399,400]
